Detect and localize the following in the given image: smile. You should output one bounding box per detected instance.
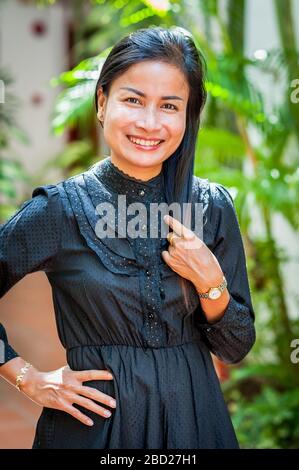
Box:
[127,135,164,149]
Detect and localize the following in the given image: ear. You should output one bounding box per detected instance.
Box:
[97,86,107,121]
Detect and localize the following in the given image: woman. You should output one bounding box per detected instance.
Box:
[0,26,255,449]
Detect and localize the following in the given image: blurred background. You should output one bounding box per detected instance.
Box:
[0,0,299,449]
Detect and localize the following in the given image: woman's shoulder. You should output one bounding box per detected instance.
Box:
[193,175,235,211]
[192,176,238,245]
[29,181,66,222]
[30,164,99,220]
[0,183,64,262]
[0,183,62,233]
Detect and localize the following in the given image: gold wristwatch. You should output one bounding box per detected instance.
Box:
[197,276,227,300]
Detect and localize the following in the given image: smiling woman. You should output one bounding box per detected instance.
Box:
[96,60,189,180]
[95,26,207,204]
[0,26,255,449]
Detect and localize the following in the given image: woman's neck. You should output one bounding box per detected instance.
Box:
[109,155,162,182]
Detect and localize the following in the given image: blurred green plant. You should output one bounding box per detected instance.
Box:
[0,69,30,221]
[224,372,299,448]
[193,0,299,448]
[34,0,299,448]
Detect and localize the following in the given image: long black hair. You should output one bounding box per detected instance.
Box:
[94,26,207,209]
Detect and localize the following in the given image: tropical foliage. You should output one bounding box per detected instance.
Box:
[0,68,29,220]
[6,0,299,448]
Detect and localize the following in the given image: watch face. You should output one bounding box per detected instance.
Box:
[208,288,221,300]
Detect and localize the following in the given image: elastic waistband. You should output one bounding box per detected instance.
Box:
[66,340,202,352]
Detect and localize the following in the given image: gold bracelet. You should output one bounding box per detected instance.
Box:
[15,362,32,391]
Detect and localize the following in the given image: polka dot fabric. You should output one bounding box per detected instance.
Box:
[0,157,255,448]
[0,185,63,364]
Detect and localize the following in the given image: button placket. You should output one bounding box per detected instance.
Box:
[134,236,165,348]
[89,158,167,348]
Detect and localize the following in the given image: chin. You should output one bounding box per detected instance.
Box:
[131,153,164,165]
[120,146,154,159]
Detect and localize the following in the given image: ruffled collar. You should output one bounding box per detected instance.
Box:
[58,156,212,322]
[90,156,164,202]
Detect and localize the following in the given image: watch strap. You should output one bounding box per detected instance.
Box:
[197,276,227,299]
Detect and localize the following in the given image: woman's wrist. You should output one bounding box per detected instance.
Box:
[16,362,32,391]
[191,269,225,295]
[0,356,41,396]
[199,289,231,323]
[18,364,42,396]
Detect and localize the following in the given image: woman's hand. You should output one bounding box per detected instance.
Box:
[161,214,224,292]
[20,364,116,426]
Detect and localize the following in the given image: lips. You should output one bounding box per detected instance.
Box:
[127,135,164,147]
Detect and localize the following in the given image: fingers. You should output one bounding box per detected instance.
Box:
[164,214,183,236]
[75,369,114,382]
[72,394,113,420]
[164,214,193,238]
[63,403,95,427]
[161,250,171,264]
[67,384,116,409]
[50,368,116,427]
[166,232,181,247]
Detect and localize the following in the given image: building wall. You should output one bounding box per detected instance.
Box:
[0,0,67,178]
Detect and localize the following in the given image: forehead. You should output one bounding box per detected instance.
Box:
[110,61,189,98]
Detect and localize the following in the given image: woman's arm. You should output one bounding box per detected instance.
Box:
[0,186,118,424]
[0,355,117,425]
[0,356,39,390]
[0,185,63,367]
[195,182,256,364]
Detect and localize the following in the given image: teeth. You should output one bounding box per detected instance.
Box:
[129,136,161,146]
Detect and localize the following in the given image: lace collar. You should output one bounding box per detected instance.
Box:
[59,157,212,275]
[90,156,165,202]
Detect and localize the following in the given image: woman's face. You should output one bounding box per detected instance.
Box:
[97,60,189,180]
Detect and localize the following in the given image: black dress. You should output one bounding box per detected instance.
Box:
[0,156,255,449]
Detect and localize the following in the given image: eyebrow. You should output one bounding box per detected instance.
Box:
[119,86,184,101]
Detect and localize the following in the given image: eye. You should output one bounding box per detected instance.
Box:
[162,103,178,111]
[124,97,178,111]
[125,97,141,104]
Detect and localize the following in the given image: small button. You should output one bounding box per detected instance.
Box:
[142,224,147,230]
[146,270,151,276]
[148,313,154,319]
[139,189,145,196]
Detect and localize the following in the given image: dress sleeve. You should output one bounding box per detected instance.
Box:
[196,182,256,364]
[0,184,63,366]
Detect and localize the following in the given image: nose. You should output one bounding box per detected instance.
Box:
[135,106,162,132]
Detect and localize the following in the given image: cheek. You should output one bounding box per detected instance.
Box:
[165,115,186,140]
[105,103,134,129]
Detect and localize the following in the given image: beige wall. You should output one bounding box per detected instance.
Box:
[0,273,65,448]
